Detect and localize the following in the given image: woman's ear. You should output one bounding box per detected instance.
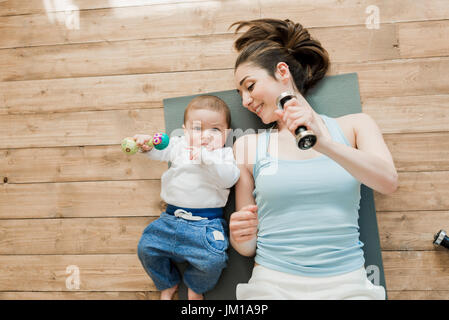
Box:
[275,62,291,83]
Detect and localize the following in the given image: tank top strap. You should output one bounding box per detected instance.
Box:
[253,128,272,178]
[320,114,351,147]
[255,128,271,163]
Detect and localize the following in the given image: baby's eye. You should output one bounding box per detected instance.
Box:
[212,128,221,132]
[193,126,201,131]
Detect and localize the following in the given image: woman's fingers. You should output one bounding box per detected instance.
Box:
[239,204,258,214]
[230,205,258,242]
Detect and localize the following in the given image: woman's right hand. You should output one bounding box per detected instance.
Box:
[229,204,259,243]
[133,134,153,152]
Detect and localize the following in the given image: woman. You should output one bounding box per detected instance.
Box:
[229,19,398,300]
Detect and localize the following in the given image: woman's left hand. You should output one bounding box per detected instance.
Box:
[274,95,329,148]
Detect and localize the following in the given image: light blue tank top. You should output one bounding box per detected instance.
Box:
[252,114,365,277]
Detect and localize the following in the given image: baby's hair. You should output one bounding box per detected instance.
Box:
[230,18,329,95]
[184,95,231,128]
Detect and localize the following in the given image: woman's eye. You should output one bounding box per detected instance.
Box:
[247,83,254,91]
[193,127,201,131]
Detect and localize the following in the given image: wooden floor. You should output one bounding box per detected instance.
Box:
[0,0,449,300]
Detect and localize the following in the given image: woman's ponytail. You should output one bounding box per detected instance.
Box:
[230,19,329,95]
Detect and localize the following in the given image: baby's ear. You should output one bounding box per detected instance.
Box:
[182,124,185,129]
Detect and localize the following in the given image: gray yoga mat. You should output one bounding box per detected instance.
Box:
[162,73,387,299]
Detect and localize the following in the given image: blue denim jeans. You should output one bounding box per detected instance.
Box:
[137,211,229,294]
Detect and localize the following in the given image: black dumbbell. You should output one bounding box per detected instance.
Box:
[276,92,317,150]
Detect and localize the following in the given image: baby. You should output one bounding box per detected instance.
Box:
[136,95,240,300]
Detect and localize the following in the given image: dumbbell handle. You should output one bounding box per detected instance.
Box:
[276,92,317,150]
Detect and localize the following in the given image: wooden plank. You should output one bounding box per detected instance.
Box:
[0,109,165,149]
[333,57,449,98]
[374,171,449,212]
[377,211,449,251]
[0,0,210,16]
[0,0,259,48]
[384,132,449,172]
[363,95,449,134]
[0,180,164,219]
[309,24,398,63]
[383,251,449,291]
[387,290,449,300]
[0,69,236,115]
[0,34,237,82]
[0,145,167,183]
[0,254,155,291]
[0,217,154,255]
[399,20,449,59]
[0,291,163,300]
[260,0,449,27]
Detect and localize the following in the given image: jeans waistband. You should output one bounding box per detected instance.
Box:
[165,204,223,220]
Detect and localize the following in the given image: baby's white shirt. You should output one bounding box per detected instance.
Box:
[146,136,240,208]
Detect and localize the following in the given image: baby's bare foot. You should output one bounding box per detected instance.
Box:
[160,284,178,300]
[188,288,204,300]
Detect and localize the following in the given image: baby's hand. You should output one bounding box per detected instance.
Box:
[133,134,153,152]
[186,145,201,161]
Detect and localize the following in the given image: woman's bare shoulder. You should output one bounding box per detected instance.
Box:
[333,113,368,148]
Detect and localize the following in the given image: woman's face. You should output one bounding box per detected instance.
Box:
[234,62,293,124]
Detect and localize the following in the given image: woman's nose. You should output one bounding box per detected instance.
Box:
[242,92,253,108]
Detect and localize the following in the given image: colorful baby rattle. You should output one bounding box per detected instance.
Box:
[121,132,170,155]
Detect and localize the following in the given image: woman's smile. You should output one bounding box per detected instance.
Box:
[255,103,263,116]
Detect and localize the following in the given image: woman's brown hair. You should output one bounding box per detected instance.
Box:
[230,18,330,95]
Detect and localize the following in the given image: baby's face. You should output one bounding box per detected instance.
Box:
[183,108,229,151]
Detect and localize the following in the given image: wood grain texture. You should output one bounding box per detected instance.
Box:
[0,180,164,219]
[333,57,449,98]
[0,254,155,291]
[0,146,167,183]
[0,0,210,16]
[0,291,163,300]
[377,211,449,251]
[0,0,259,48]
[0,109,165,148]
[374,171,449,212]
[260,0,449,27]
[0,217,154,254]
[383,251,449,291]
[0,69,236,115]
[362,95,449,134]
[387,290,449,300]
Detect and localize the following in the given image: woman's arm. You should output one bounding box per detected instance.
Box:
[278,95,398,195]
[315,113,398,195]
[229,135,259,257]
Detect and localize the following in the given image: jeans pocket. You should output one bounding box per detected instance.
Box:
[202,221,229,254]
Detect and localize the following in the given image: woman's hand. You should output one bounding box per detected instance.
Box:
[229,204,258,243]
[274,95,330,148]
[133,134,153,152]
